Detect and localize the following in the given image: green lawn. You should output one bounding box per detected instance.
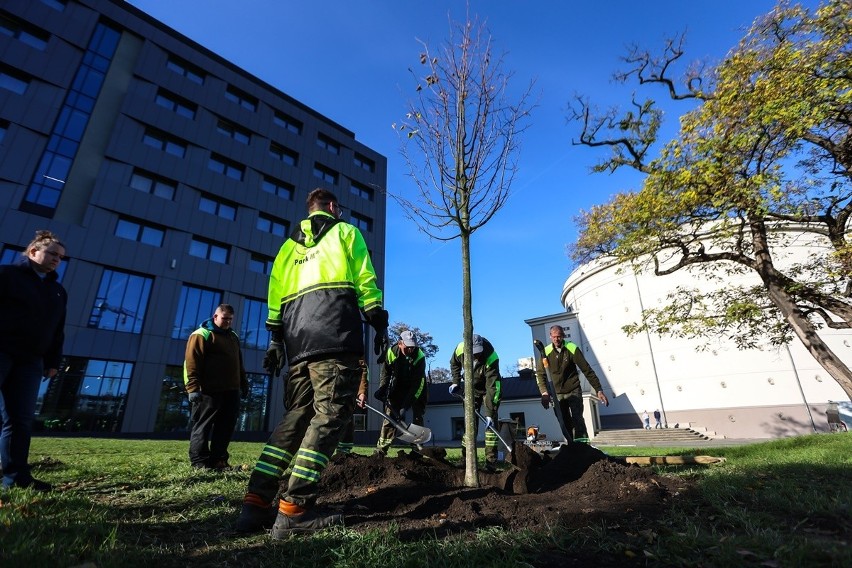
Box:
[0,434,849,567]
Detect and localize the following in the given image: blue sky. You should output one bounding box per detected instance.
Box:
[127,0,818,373]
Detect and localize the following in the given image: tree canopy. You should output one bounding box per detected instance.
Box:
[569,0,852,397]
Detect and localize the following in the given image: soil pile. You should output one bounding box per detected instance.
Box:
[316,442,688,539]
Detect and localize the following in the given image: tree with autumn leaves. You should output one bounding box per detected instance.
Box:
[569,0,852,398]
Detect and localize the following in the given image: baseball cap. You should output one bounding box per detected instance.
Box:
[472,334,484,354]
[400,330,417,347]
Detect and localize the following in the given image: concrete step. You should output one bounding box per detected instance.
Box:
[593,427,713,446]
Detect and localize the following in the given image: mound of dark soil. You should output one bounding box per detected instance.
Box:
[316,442,689,539]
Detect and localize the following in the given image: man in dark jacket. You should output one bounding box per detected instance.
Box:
[236,188,387,536]
[374,330,427,454]
[535,325,609,443]
[0,230,67,491]
[449,334,502,469]
[184,304,247,470]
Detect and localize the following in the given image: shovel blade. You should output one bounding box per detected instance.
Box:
[396,423,432,445]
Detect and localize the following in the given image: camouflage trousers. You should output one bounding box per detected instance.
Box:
[244,354,360,509]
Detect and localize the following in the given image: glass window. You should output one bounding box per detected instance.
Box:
[216,119,250,144]
[0,69,28,95]
[350,180,374,201]
[172,285,221,339]
[269,143,297,166]
[261,176,294,200]
[256,214,288,237]
[39,0,67,10]
[115,218,164,247]
[153,364,190,433]
[199,195,237,220]
[350,212,373,232]
[155,89,196,119]
[36,357,132,433]
[129,169,176,200]
[248,254,274,275]
[354,153,376,173]
[166,56,204,85]
[316,134,340,155]
[189,237,229,264]
[88,269,152,333]
[240,298,270,350]
[0,15,49,50]
[143,129,186,158]
[224,85,257,111]
[236,372,271,431]
[208,154,245,181]
[272,111,302,134]
[313,163,338,185]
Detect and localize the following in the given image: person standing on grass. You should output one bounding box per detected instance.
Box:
[0,231,67,492]
[183,304,248,470]
[374,330,427,454]
[449,334,502,470]
[236,188,387,536]
[534,325,609,443]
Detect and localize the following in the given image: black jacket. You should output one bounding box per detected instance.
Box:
[0,259,67,368]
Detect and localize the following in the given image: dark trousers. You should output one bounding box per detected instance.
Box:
[245,355,359,509]
[0,353,43,488]
[188,390,240,467]
[559,394,588,441]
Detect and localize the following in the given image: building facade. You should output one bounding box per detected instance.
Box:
[0,0,387,435]
[543,230,851,439]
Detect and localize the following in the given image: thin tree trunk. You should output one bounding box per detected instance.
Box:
[461,230,479,487]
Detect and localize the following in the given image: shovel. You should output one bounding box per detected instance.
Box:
[533,339,571,442]
[364,402,432,445]
[452,392,512,453]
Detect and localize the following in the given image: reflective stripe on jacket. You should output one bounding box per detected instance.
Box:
[266,211,382,365]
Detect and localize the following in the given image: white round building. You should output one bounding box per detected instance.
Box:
[553,231,852,439]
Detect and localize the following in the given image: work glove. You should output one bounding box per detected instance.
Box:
[364,308,389,356]
[483,416,494,430]
[263,340,285,377]
[448,383,461,397]
[374,384,388,402]
[188,391,201,404]
[240,382,249,399]
[540,392,551,409]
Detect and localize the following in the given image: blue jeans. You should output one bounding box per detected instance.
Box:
[0,353,43,488]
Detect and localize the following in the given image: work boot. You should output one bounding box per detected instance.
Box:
[271,509,344,537]
[235,502,278,533]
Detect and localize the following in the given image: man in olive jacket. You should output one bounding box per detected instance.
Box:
[535,325,608,442]
[184,304,247,470]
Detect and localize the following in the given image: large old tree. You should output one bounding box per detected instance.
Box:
[569,0,852,398]
[393,15,532,485]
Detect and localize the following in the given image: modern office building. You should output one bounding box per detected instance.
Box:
[0,0,387,435]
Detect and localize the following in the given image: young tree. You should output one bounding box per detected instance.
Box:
[568,0,852,398]
[393,14,533,485]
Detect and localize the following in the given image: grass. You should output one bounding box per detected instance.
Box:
[1,434,849,567]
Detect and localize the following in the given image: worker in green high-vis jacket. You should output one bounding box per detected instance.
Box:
[236,188,387,536]
[535,325,609,443]
[449,334,502,470]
